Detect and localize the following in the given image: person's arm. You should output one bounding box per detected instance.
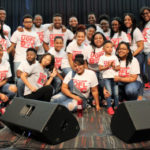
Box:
[16,70,22,78]
[91,86,101,111]
[57,71,64,81]
[61,83,81,101]
[99,63,111,71]
[0,93,8,102]
[43,41,50,52]
[0,79,8,87]
[114,74,138,83]
[21,72,37,92]
[67,53,75,70]
[7,42,16,54]
[133,40,144,56]
[45,68,57,86]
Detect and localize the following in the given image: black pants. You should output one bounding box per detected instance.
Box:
[24,85,53,102]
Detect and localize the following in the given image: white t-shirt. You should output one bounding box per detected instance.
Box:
[44,27,74,49]
[0,60,11,81]
[24,63,49,95]
[111,31,129,49]
[17,60,38,73]
[117,57,141,82]
[32,24,48,55]
[48,47,70,70]
[102,29,110,40]
[66,40,90,60]
[3,24,11,39]
[142,21,150,54]
[11,29,41,62]
[86,46,105,71]
[127,28,144,53]
[99,55,120,78]
[63,69,98,98]
[0,35,11,61]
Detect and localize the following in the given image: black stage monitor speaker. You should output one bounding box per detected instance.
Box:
[111,100,150,143]
[0,97,80,145]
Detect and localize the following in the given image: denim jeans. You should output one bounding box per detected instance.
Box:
[119,81,142,101]
[51,92,87,111]
[14,62,21,82]
[0,83,16,99]
[16,78,25,97]
[62,67,72,76]
[104,78,119,108]
[51,76,62,94]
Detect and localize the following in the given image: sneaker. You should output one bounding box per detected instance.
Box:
[107,107,114,115]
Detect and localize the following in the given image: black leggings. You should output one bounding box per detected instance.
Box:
[24,85,53,102]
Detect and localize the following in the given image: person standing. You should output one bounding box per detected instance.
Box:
[8,14,41,80]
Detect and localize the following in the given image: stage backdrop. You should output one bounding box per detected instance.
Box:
[0,0,150,32]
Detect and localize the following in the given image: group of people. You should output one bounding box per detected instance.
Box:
[0,6,150,116]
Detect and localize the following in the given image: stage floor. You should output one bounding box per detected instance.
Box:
[0,89,150,149]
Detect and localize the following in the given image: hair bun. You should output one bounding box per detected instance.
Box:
[76,24,86,31]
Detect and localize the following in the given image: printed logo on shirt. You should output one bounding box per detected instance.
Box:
[72,51,82,60]
[55,57,63,69]
[89,51,104,64]
[142,28,149,42]
[0,70,8,81]
[118,67,130,77]
[37,32,44,43]
[73,79,88,93]
[20,35,36,48]
[37,72,47,86]
[111,38,122,49]
[127,33,132,44]
[50,34,64,47]
[0,38,7,51]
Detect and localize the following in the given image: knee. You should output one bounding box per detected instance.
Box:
[9,85,18,93]
[125,87,138,97]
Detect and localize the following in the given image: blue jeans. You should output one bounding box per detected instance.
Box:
[104,78,119,108]
[62,67,72,76]
[0,83,16,99]
[16,78,24,97]
[119,81,142,101]
[14,62,21,82]
[51,92,87,111]
[51,76,62,94]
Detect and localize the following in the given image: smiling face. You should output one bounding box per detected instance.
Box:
[94,33,104,47]
[141,9,150,22]
[74,62,85,75]
[53,16,62,29]
[23,18,33,30]
[103,42,113,55]
[34,15,43,28]
[26,51,36,64]
[54,38,64,52]
[69,17,78,28]
[87,27,96,40]
[124,15,133,28]
[0,10,6,22]
[100,20,109,32]
[117,43,129,59]
[41,55,52,67]
[88,14,96,24]
[111,20,120,32]
[76,31,85,46]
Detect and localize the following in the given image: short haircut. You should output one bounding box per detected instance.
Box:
[34,14,43,20]
[0,7,6,11]
[74,54,84,65]
[53,13,62,18]
[26,48,37,54]
[23,14,33,22]
[86,24,96,31]
[103,40,113,46]
[54,36,64,42]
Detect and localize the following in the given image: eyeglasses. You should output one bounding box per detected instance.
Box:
[142,12,150,16]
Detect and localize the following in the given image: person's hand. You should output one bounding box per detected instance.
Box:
[17,26,24,32]
[96,105,101,111]
[0,93,8,102]
[50,68,57,78]
[48,24,53,31]
[62,25,66,32]
[114,76,120,82]
[103,88,110,99]
[30,86,37,92]
[74,95,82,102]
